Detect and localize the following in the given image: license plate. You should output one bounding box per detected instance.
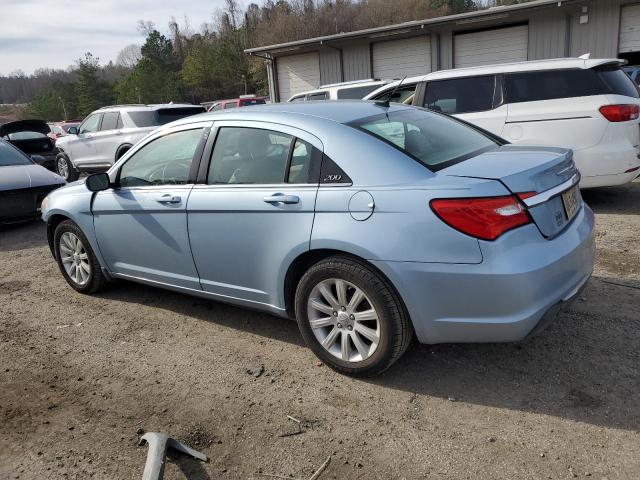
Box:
[562,185,580,220]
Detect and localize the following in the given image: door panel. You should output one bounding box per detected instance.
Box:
[188,121,322,309]
[455,104,508,136]
[187,185,318,306]
[277,52,320,101]
[93,186,200,289]
[373,36,431,79]
[455,25,528,68]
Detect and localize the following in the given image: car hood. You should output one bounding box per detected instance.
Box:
[0,164,65,191]
[0,119,51,137]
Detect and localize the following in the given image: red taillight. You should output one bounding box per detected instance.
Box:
[599,104,640,122]
[430,196,532,241]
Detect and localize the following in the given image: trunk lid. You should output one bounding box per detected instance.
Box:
[440,145,581,238]
[0,119,50,137]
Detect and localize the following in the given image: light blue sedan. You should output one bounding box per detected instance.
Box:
[41,102,595,376]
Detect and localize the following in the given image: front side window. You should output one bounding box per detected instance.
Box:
[424,76,495,114]
[208,127,293,184]
[349,109,497,171]
[289,95,306,102]
[100,112,120,131]
[223,102,238,109]
[79,114,101,134]
[119,128,203,187]
[371,84,417,104]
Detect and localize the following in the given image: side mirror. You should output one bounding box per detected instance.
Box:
[86,172,111,192]
[68,126,78,135]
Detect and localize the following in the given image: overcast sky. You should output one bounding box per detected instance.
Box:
[0,0,235,76]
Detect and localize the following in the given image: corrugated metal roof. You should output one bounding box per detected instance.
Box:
[245,0,577,55]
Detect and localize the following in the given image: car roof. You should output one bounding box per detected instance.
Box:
[96,103,203,113]
[165,100,412,128]
[289,80,389,99]
[365,57,625,98]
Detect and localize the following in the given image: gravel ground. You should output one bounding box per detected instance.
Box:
[1,180,639,480]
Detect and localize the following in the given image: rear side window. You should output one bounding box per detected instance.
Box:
[336,85,383,100]
[424,76,495,114]
[128,107,206,127]
[307,92,329,101]
[289,95,306,102]
[349,109,497,171]
[239,98,266,106]
[224,102,238,109]
[100,112,120,131]
[505,67,640,103]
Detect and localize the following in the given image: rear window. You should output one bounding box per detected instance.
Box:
[349,109,497,171]
[128,107,206,127]
[505,66,640,103]
[239,98,266,106]
[337,85,384,100]
[0,141,32,166]
[424,76,495,114]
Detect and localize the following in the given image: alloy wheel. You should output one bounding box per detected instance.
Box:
[57,157,69,180]
[307,278,380,363]
[59,232,91,286]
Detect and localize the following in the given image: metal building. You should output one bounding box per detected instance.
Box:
[245,0,640,102]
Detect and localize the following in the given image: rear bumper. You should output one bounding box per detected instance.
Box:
[372,205,595,344]
[575,144,640,188]
[580,169,640,188]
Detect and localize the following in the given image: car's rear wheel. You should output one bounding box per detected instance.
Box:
[295,256,412,377]
[54,220,108,294]
[56,154,79,182]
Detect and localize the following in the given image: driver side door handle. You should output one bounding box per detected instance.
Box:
[263,194,299,205]
[156,194,182,204]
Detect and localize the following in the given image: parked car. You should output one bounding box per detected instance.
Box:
[42,102,594,376]
[1,119,58,170]
[287,79,391,102]
[208,95,267,111]
[54,104,206,181]
[365,57,640,188]
[48,121,81,142]
[0,139,65,224]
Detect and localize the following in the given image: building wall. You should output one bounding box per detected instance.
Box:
[528,7,569,59]
[568,0,622,57]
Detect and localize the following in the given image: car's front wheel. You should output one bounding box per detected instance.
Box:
[295,256,413,377]
[54,220,108,294]
[56,153,79,182]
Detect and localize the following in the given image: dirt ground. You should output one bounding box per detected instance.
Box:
[1,180,639,480]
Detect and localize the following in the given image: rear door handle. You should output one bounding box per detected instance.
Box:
[156,194,182,204]
[263,193,300,205]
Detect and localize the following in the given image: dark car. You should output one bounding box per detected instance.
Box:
[0,139,65,224]
[0,119,58,171]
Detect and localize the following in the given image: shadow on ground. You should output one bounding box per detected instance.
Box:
[582,179,640,215]
[98,273,639,433]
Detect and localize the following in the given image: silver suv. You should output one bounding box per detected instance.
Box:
[54,104,205,181]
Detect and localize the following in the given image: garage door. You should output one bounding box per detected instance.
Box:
[620,4,640,54]
[276,52,320,101]
[372,36,431,79]
[455,25,528,68]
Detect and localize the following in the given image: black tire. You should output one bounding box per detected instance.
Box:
[295,255,413,377]
[115,145,131,160]
[54,220,108,294]
[56,153,79,182]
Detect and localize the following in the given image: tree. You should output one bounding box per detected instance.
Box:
[75,53,114,117]
[116,44,142,69]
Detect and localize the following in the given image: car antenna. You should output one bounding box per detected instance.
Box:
[375,75,407,108]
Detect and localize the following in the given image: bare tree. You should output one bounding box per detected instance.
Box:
[116,44,142,69]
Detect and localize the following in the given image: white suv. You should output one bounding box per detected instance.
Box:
[287,79,390,102]
[365,58,640,188]
[55,104,205,181]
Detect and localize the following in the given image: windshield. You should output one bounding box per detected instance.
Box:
[0,141,32,166]
[349,108,498,171]
[6,132,47,140]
